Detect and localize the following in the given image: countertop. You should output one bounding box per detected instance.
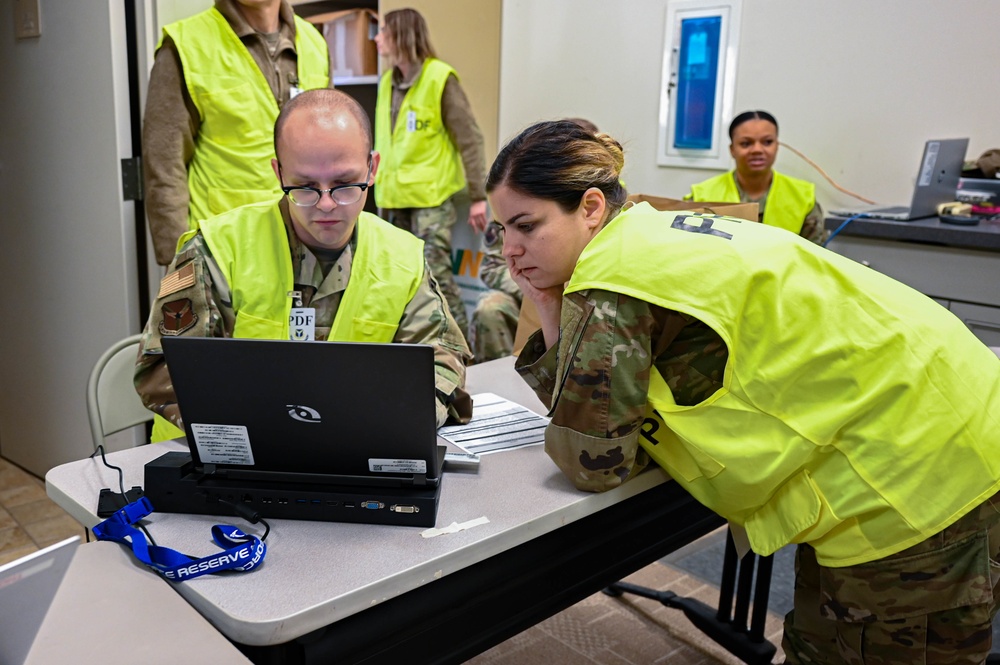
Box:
[825,214,1000,252]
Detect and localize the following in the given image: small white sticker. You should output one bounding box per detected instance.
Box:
[369,458,427,474]
[918,141,940,187]
[191,424,255,465]
[406,110,417,132]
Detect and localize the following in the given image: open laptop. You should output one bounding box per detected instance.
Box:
[0,536,79,665]
[158,337,442,488]
[830,138,969,221]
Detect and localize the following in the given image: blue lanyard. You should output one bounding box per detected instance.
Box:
[92,497,266,581]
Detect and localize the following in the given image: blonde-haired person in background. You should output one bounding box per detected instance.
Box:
[373,8,487,341]
[686,110,826,244]
[488,118,1000,664]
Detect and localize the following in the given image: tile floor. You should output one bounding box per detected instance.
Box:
[0,456,87,567]
[0,453,783,663]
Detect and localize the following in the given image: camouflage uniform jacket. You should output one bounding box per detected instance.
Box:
[136,208,473,430]
[480,223,521,301]
[514,289,727,491]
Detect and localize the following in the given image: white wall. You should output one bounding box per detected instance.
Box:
[499,0,1000,209]
[0,2,142,475]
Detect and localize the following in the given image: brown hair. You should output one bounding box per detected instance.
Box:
[487,120,627,222]
[273,88,372,157]
[563,117,599,135]
[384,8,436,64]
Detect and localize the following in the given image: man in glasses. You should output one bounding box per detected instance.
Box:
[136,89,473,442]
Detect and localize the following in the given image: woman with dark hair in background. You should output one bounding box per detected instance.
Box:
[687,110,826,244]
[373,8,487,339]
[489,118,1000,664]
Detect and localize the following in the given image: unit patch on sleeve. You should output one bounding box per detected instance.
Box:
[158,263,196,298]
[159,298,198,336]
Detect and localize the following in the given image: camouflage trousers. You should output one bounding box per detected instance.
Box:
[386,199,469,340]
[470,289,520,363]
[783,491,1000,664]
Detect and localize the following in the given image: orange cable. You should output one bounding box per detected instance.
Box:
[780,141,877,205]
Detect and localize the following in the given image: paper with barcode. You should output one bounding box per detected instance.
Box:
[438,392,549,455]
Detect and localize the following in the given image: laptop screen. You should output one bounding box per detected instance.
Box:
[906,138,969,218]
[160,337,441,485]
[0,536,79,665]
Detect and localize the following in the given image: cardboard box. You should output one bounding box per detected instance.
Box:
[626,193,758,224]
[511,195,759,354]
[307,9,379,79]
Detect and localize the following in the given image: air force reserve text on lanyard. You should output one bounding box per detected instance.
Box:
[289,290,315,341]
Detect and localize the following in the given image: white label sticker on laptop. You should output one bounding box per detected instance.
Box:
[369,458,427,474]
[191,424,255,465]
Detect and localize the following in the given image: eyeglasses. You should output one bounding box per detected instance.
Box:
[279,158,372,207]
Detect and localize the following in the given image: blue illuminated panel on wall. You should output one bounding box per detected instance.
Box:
[673,16,721,151]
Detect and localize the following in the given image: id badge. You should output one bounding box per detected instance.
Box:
[406,110,417,132]
[289,307,315,341]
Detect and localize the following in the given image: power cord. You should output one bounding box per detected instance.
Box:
[90,444,157,547]
[823,214,865,248]
[780,141,877,205]
[205,494,271,542]
[90,445,270,545]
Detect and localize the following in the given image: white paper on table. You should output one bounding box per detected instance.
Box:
[438,392,549,455]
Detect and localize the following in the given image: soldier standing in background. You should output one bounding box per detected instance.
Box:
[373,8,488,341]
[142,0,331,266]
[136,89,471,442]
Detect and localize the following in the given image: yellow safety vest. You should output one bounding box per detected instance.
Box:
[688,171,814,234]
[164,8,329,227]
[374,59,466,209]
[151,200,425,443]
[566,202,1000,567]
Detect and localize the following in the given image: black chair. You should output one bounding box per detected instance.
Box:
[603,527,777,665]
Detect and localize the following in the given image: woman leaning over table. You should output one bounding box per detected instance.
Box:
[488,119,1000,664]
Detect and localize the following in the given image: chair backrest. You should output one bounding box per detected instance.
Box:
[87,334,152,451]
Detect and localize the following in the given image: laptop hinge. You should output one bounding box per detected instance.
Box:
[202,463,217,476]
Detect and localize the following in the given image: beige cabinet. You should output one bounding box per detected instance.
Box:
[828,236,1000,346]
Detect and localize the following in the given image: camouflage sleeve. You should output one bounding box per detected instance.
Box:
[134,234,233,429]
[396,262,474,427]
[800,200,828,245]
[516,289,727,492]
[479,223,521,300]
[441,74,486,201]
[142,37,200,266]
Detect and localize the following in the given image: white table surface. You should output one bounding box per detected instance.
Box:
[26,540,251,664]
[46,357,671,646]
